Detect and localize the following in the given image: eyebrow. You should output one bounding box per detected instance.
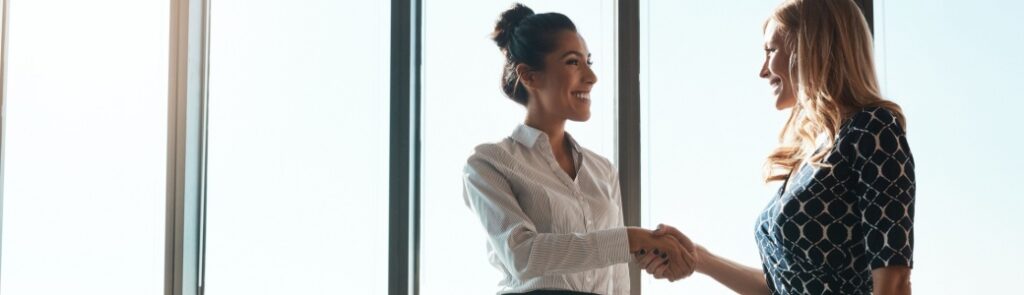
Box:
[561,51,590,59]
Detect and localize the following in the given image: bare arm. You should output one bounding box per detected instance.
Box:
[872,266,912,295]
[649,224,770,295]
[696,245,771,295]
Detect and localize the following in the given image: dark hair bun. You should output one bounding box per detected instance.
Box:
[492,3,534,50]
[490,3,576,106]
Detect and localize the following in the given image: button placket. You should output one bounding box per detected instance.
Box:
[576,187,594,231]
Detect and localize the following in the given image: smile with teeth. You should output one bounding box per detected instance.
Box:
[572,92,591,100]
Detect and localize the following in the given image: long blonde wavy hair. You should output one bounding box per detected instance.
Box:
[764,0,907,182]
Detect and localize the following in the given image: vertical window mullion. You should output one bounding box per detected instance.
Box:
[0,0,9,279]
[390,0,421,294]
[853,0,874,35]
[616,1,642,294]
[166,0,209,294]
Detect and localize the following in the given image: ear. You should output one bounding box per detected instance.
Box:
[516,63,544,91]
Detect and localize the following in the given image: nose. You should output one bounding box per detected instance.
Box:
[759,58,770,79]
[583,63,597,85]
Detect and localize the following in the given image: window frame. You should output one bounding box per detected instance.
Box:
[165,0,209,294]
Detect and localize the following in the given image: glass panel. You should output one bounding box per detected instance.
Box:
[874,1,1024,293]
[204,1,390,294]
[641,1,784,293]
[0,0,168,293]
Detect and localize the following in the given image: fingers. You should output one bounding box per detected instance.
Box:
[640,254,658,272]
[669,250,688,280]
[635,248,662,272]
[637,247,677,278]
[671,236,700,277]
[632,248,647,261]
[650,248,668,270]
[637,225,702,282]
[647,238,681,279]
[655,224,699,274]
[652,259,670,279]
[661,237,694,280]
[641,230,686,281]
[673,239,696,276]
[660,224,695,253]
[651,224,667,237]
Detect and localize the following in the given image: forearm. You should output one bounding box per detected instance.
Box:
[696,246,771,295]
[873,282,911,295]
[501,227,632,279]
[872,266,912,295]
[626,227,652,252]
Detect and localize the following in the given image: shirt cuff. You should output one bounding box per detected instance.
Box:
[594,227,631,265]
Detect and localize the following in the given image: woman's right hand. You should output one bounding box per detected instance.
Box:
[627,227,697,281]
[641,224,703,281]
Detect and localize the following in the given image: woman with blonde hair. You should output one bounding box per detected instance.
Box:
[639,0,915,294]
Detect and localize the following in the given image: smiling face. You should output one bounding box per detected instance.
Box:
[522,30,597,122]
[760,20,797,110]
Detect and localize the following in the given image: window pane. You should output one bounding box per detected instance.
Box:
[0,0,168,294]
[204,1,390,294]
[420,1,616,293]
[640,1,782,293]
[874,1,1024,293]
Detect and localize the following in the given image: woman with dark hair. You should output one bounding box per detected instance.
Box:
[642,0,915,294]
[463,3,696,295]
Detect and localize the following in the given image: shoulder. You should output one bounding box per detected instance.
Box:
[845,106,903,135]
[465,138,518,172]
[838,106,911,161]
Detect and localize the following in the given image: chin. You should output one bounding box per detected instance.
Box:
[775,96,796,110]
[568,112,592,122]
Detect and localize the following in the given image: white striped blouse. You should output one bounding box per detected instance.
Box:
[462,124,631,295]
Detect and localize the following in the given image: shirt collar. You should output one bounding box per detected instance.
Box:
[511,124,545,148]
[511,124,583,153]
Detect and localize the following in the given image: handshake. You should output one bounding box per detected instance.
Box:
[627,224,701,282]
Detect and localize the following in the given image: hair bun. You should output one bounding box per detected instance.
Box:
[492,3,534,50]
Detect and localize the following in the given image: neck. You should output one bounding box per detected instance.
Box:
[524,111,568,156]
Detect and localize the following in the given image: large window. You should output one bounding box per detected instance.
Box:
[873,1,1024,293]
[1,1,1020,294]
[640,1,795,293]
[0,0,168,294]
[420,1,616,293]
[203,1,390,294]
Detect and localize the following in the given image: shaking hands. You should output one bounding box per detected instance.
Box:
[627,224,701,282]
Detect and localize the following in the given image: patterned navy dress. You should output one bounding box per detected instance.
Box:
[755,107,915,294]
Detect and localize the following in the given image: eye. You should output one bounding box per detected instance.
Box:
[586,59,594,66]
[566,59,580,65]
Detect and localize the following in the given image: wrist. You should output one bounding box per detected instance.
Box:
[694,244,712,273]
[626,227,648,252]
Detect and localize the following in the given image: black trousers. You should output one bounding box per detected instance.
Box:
[505,291,600,295]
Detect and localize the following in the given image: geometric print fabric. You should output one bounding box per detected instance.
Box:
[756,107,915,294]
